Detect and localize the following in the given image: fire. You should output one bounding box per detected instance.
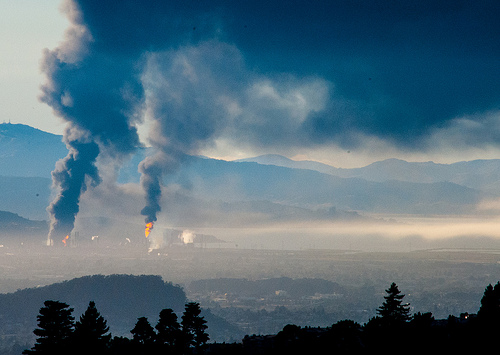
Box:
[62,235,69,246]
[145,222,154,238]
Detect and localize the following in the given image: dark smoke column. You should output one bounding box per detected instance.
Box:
[137,44,241,228]
[40,0,226,243]
[46,131,100,244]
[139,149,183,228]
[40,1,142,245]
[139,154,164,225]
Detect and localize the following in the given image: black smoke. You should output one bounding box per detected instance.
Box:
[40,1,143,242]
[47,128,100,240]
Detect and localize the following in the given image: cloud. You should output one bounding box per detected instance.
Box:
[142,40,333,149]
[425,111,500,150]
[214,0,500,148]
[71,0,500,151]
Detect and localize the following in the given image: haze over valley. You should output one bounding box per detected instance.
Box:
[3,122,500,252]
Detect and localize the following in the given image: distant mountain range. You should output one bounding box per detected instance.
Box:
[0,176,51,221]
[237,154,500,194]
[0,123,498,228]
[162,156,482,217]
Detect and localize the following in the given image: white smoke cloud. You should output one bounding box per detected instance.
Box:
[147,229,164,253]
[141,40,332,150]
[180,230,195,244]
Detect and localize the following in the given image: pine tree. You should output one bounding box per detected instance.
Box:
[156,308,181,351]
[181,302,209,350]
[131,317,156,346]
[73,301,111,354]
[478,282,500,325]
[376,282,411,325]
[23,300,74,355]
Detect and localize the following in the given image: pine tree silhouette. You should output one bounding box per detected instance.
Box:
[131,316,156,346]
[23,300,74,355]
[478,282,500,323]
[156,308,181,352]
[73,301,111,354]
[181,302,209,351]
[376,282,411,325]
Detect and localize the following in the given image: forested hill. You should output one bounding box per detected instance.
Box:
[0,274,186,336]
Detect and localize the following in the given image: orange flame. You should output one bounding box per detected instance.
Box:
[62,235,69,246]
[145,222,154,238]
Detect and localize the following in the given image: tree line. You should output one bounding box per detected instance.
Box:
[23,301,208,355]
[22,281,500,354]
[242,281,500,354]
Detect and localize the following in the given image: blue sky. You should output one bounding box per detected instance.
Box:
[0,0,68,134]
[2,0,500,168]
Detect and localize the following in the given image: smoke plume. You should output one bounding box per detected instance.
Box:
[42,0,223,236]
[137,43,242,224]
[46,127,100,240]
[41,1,142,243]
[139,152,170,224]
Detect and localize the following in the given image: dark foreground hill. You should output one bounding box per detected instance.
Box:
[0,274,243,352]
[0,275,185,335]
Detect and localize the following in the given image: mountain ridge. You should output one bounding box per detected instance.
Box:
[0,124,496,226]
[237,153,500,192]
[3,122,500,190]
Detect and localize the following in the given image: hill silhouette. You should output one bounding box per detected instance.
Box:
[0,274,242,350]
[0,275,186,337]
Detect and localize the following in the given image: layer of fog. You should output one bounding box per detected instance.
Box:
[72,210,500,253]
[186,217,500,253]
[53,169,500,253]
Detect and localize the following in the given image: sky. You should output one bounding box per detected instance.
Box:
[1,0,500,168]
[0,0,68,135]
